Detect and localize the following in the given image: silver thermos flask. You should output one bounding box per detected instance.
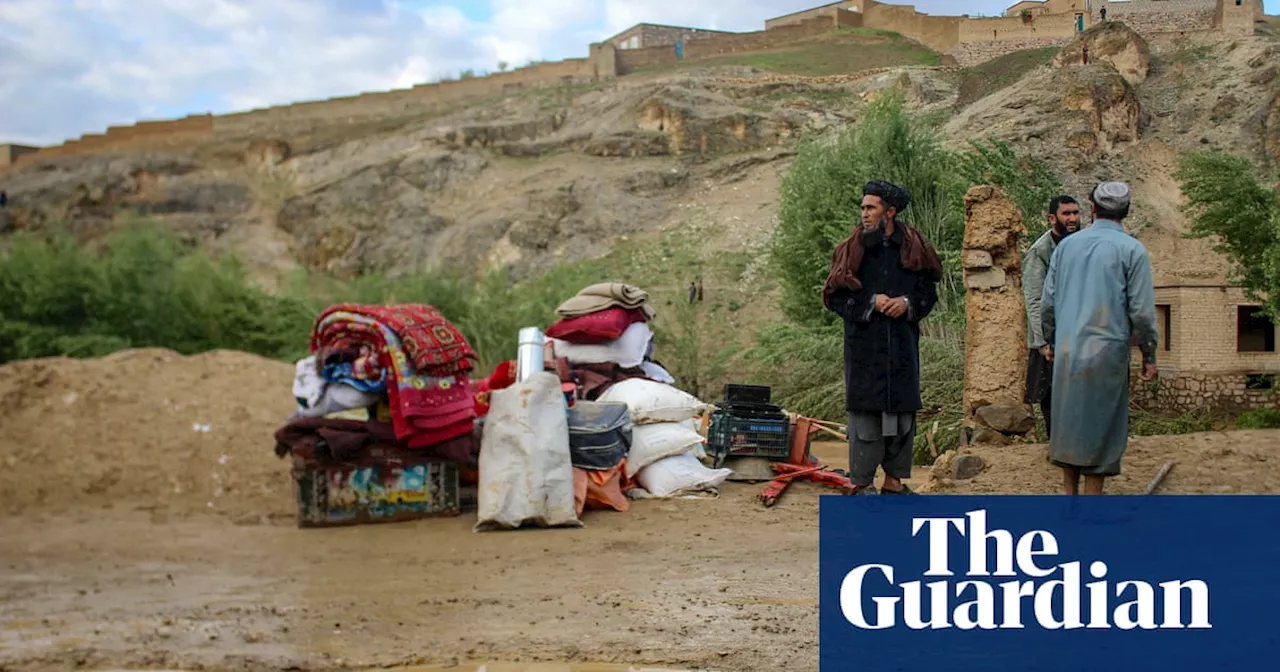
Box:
[516,327,546,382]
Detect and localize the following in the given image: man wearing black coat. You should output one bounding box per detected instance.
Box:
[822,180,943,495]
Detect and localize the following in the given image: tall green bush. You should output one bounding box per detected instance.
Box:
[752,89,1063,463]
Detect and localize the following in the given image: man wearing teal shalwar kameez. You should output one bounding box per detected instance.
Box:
[1041,182,1160,495]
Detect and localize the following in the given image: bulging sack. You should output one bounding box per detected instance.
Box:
[474,371,583,531]
[626,422,705,479]
[636,450,733,498]
[598,378,712,424]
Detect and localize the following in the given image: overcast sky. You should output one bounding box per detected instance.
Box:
[1,0,1276,146]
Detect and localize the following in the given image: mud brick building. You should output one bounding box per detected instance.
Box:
[1131,285,1279,412]
[0,144,39,169]
[604,23,731,51]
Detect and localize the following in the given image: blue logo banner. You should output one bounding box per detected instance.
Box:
[819,495,1280,670]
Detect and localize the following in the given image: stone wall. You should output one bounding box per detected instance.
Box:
[949,36,1073,66]
[1131,370,1278,412]
[1095,0,1217,34]
[958,12,1080,43]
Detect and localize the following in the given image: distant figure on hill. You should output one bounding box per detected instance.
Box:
[688,281,697,304]
[0,190,7,208]
[1082,44,1089,65]
[696,279,704,302]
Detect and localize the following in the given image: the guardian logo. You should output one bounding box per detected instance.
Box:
[840,509,1211,631]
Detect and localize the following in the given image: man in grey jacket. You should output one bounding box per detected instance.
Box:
[1022,195,1081,439]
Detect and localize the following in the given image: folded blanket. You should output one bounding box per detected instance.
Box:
[310,310,476,448]
[312,303,477,377]
[555,283,655,321]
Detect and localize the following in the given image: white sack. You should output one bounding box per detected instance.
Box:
[549,321,653,369]
[636,450,733,498]
[474,371,583,532]
[598,377,712,424]
[626,422,705,479]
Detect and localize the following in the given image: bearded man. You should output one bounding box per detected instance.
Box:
[822,180,943,495]
[1022,195,1082,440]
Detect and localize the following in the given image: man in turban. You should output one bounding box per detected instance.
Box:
[1041,181,1159,495]
[822,180,944,495]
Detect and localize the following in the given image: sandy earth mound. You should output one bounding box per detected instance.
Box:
[924,431,1280,494]
[0,348,298,523]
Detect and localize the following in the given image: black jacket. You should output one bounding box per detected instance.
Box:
[826,225,939,413]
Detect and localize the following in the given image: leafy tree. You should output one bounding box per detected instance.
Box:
[771,89,967,329]
[1175,150,1280,317]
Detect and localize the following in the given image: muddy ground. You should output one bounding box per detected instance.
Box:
[1,349,1277,672]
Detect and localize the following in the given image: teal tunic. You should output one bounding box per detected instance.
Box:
[1041,220,1159,475]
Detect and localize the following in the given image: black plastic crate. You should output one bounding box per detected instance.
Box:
[714,402,787,420]
[724,383,772,405]
[707,412,791,466]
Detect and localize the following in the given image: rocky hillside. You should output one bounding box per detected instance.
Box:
[1,24,1277,288]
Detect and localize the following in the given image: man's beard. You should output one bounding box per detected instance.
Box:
[1052,219,1076,238]
[861,215,887,245]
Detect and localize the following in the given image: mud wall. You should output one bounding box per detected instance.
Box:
[1006,1,1052,17]
[10,115,214,167]
[608,24,731,49]
[214,57,602,137]
[765,1,860,29]
[949,37,1073,66]
[614,15,840,75]
[0,144,40,169]
[861,0,961,52]
[961,186,1033,443]
[1216,0,1260,34]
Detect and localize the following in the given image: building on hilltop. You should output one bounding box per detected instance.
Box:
[0,144,40,171]
[765,1,861,30]
[604,23,733,51]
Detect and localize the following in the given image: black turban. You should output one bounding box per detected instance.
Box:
[863,180,911,212]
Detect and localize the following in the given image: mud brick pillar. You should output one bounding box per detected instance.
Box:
[961,185,1034,445]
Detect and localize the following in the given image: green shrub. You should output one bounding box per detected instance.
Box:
[753,88,1063,464]
[1237,408,1280,430]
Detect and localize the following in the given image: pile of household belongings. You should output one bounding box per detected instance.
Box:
[274,303,484,492]
[473,282,734,532]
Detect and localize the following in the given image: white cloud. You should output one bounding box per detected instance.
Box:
[0,0,1028,146]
